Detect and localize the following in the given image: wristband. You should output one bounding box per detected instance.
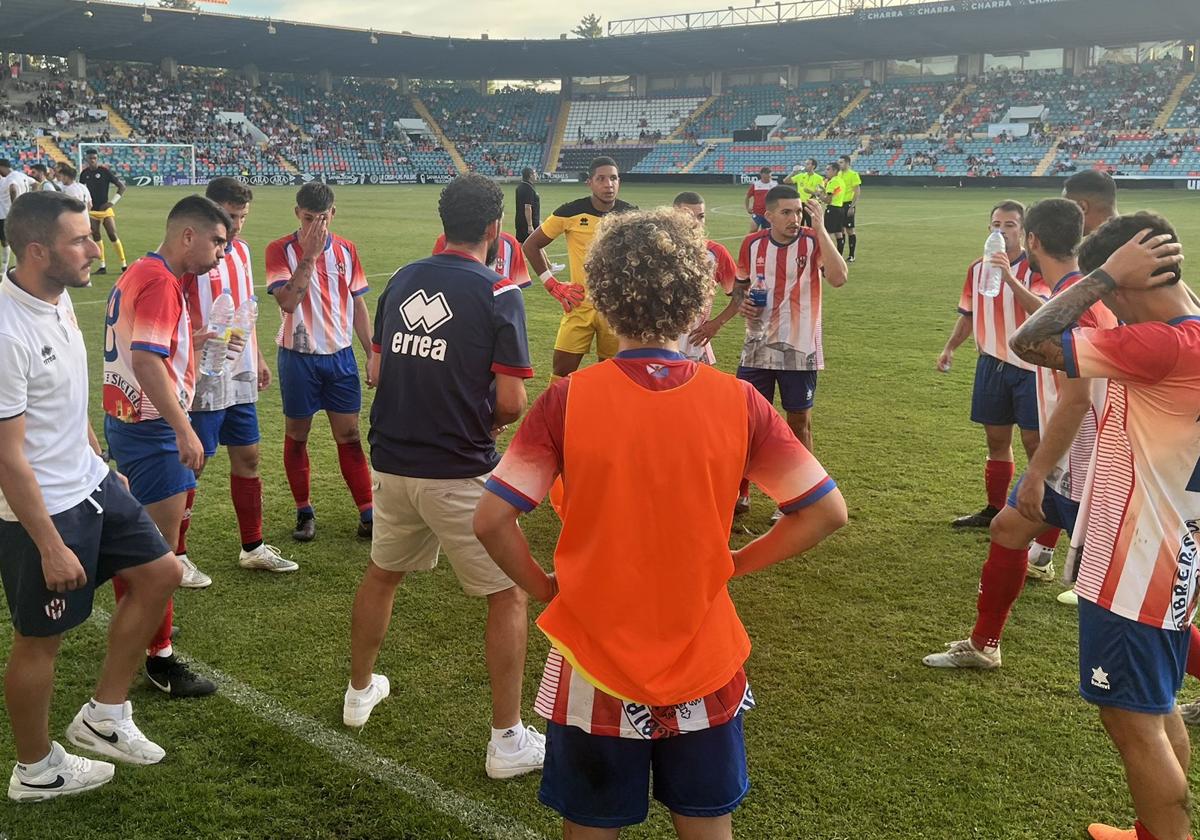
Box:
[111,193,122,205]
[539,269,555,282]
[1090,268,1116,292]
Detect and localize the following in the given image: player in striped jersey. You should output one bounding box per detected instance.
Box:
[180,178,295,581]
[744,167,774,233]
[432,230,530,288]
[1010,213,1192,840]
[103,195,232,699]
[924,199,1115,670]
[939,201,1046,531]
[266,183,373,544]
[669,191,737,365]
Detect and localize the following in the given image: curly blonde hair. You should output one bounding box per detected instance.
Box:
[584,207,714,345]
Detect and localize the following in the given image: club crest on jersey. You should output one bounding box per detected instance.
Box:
[44,597,65,621]
[1171,519,1200,630]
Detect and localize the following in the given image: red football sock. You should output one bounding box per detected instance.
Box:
[739,478,750,497]
[985,459,1014,511]
[176,488,195,556]
[230,475,264,548]
[1134,821,1184,840]
[1187,625,1200,681]
[337,440,373,513]
[283,436,311,511]
[1035,528,1061,550]
[111,578,173,656]
[971,543,1029,650]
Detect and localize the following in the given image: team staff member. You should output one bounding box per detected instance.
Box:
[514,167,540,243]
[838,155,862,262]
[347,175,544,780]
[266,183,374,543]
[1010,214,1193,840]
[522,156,636,381]
[474,207,847,838]
[103,195,229,699]
[0,192,181,801]
[181,178,294,580]
[938,202,1044,530]
[79,150,127,276]
[744,166,774,233]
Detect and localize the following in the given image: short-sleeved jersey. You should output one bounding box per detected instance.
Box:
[515,180,540,240]
[736,229,825,371]
[79,165,120,210]
[957,252,1044,370]
[432,232,531,289]
[0,171,31,217]
[825,174,847,207]
[1064,316,1200,630]
[789,172,825,202]
[486,351,836,738]
[102,253,194,424]
[61,181,92,211]
[368,251,533,480]
[1035,271,1117,502]
[0,277,108,520]
[840,168,863,201]
[678,240,739,365]
[537,197,636,289]
[265,232,368,355]
[746,179,773,216]
[182,238,258,412]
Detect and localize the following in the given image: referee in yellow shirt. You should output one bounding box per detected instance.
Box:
[522,156,636,381]
[838,155,863,263]
[788,159,825,227]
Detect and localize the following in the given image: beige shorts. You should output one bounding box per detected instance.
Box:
[370,470,514,597]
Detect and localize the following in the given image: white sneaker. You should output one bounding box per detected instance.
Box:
[550,262,566,274]
[485,725,546,780]
[177,554,212,589]
[1180,701,1200,726]
[8,741,114,802]
[770,508,785,522]
[1026,545,1056,582]
[66,701,165,765]
[922,638,1001,670]
[239,544,299,573]
[1057,589,1079,606]
[343,674,390,727]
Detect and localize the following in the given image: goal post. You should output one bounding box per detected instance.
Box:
[77,142,197,186]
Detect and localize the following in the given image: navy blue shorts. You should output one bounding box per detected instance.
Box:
[751,214,769,230]
[0,471,171,637]
[970,354,1039,431]
[737,367,818,412]
[1078,598,1189,714]
[104,416,196,506]
[277,346,362,419]
[1007,475,1079,532]
[538,715,749,829]
[190,402,261,458]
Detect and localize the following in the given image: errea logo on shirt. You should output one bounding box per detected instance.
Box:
[400,290,453,334]
[40,345,56,365]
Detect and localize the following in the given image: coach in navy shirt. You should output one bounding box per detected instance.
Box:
[345,174,545,780]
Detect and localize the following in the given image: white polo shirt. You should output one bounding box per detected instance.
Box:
[0,274,109,520]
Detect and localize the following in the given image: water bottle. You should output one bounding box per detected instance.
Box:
[747,274,768,340]
[225,296,258,367]
[980,229,1006,298]
[199,292,235,376]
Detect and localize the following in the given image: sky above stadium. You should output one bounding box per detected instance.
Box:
[194,0,712,39]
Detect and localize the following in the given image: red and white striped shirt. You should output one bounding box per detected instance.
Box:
[736,229,824,371]
[182,238,259,411]
[265,232,367,355]
[679,240,739,365]
[1034,272,1116,502]
[958,253,1045,370]
[1066,317,1200,630]
[431,231,530,288]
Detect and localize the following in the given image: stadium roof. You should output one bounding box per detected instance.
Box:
[0,0,1197,81]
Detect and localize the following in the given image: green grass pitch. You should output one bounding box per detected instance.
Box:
[1,183,1198,839]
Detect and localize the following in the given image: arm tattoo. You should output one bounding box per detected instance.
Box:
[1010,269,1115,371]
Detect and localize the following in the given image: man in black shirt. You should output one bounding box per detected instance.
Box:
[514,168,539,243]
[345,174,544,780]
[79,150,126,275]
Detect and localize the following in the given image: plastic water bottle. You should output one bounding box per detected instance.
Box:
[747,274,768,340]
[199,292,235,376]
[980,229,1006,298]
[224,296,258,367]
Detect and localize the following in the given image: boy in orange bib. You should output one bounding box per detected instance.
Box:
[474,207,848,838]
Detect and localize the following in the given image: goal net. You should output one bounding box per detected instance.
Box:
[76,142,197,186]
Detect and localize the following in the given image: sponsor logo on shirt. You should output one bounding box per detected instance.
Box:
[1172,519,1200,630]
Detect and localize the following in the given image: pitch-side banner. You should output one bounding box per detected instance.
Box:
[856,0,1068,21]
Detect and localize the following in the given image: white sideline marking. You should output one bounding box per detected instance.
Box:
[91,609,546,840]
